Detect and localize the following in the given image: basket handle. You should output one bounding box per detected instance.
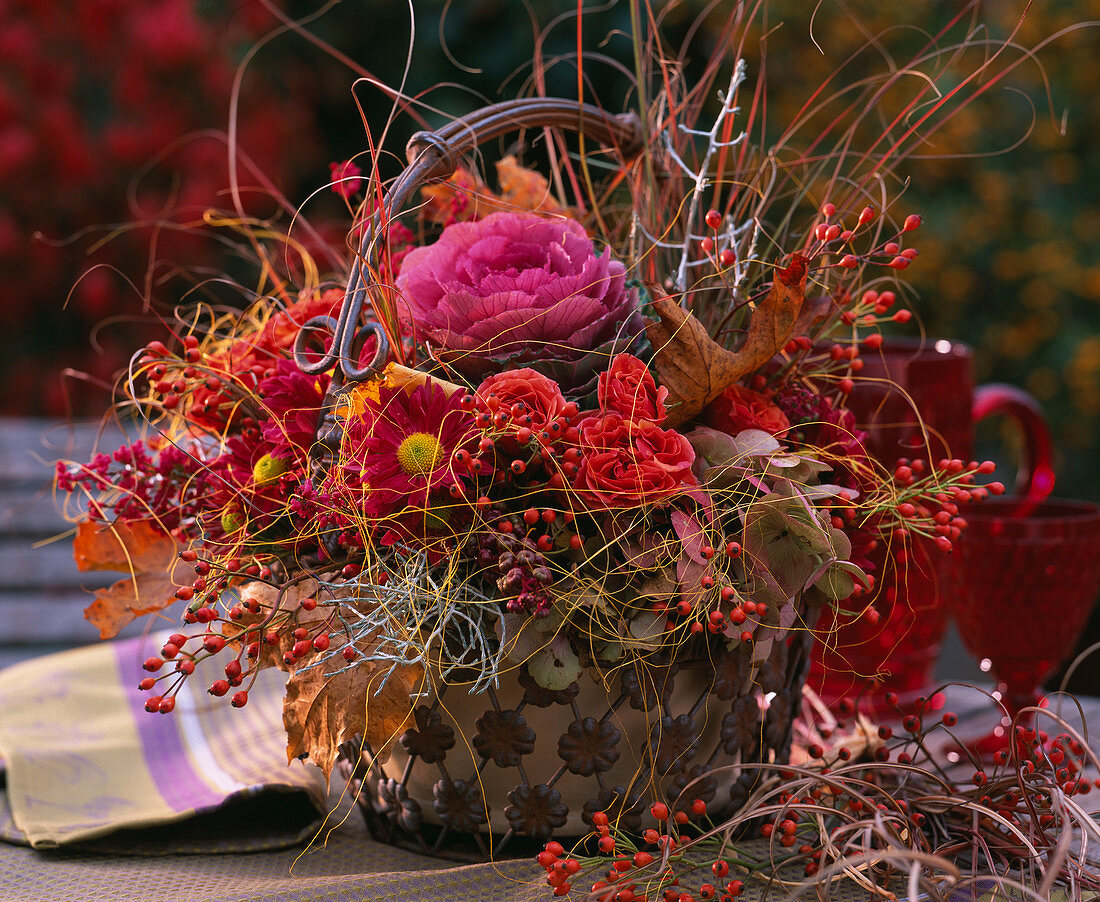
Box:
[293,98,644,386]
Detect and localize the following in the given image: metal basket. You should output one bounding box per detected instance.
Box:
[337,634,810,860]
[296,98,811,858]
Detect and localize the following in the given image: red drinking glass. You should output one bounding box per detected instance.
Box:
[934,497,1100,758]
[808,339,1053,713]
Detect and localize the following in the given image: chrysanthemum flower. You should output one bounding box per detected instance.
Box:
[355,380,478,518]
[257,359,328,461]
[201,431,302,549]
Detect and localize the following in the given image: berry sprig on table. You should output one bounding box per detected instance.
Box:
[536,693,1098,901]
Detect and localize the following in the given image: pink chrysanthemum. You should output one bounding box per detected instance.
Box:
[355,380,478,517]
[202,430,303,549]
[257,359,328,461]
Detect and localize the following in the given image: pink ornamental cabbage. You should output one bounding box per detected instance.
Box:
[395,212,644,393]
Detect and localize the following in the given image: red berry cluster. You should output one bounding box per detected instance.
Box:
[139,336,209,413]
[136,548,356,713]
[883,457,1003,554]
[459,391,584,485]
[777,289,912,402]
[544,688,1099,899]
[812,202,922,274]
[537,800,742,902]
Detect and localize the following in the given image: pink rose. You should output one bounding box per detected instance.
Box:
[573,413,696,509]
[476,369,569,449]
[395,212,643,391]
[704,384,790,436]
[598,353,668,423]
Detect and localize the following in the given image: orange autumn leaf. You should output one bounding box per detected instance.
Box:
[646,254,808,428]
[420,155,568,224]
[495,155,567,216]
[73,517,173,572]
[73,519,185,639]
[282,654,424,781]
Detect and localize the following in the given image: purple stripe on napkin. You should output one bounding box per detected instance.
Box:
[114,643,227,814]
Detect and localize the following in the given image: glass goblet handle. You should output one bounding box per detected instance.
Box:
[972,384,1054,509]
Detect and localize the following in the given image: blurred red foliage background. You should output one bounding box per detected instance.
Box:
[0,0,321,416]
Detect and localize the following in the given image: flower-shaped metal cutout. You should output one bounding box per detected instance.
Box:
[667,763,718,806]
[712,642,751,700]
[721,695,761,756]
[432,777,488,834]
[399,705,456,764]
[727,769,761,811]
[557,716,621,776]
[649,712,699,774]
[505,783,568,840]
[620,660,670,713]
[473,708,536,767]
[376,777,423,833]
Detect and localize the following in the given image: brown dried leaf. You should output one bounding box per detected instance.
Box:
[83,572,180,640]
[789,293,833,340]
[282,656,424,781]
[73,519,185,639]
[732,254,809,376]
[645,297,743,428]
[646,255,808,428]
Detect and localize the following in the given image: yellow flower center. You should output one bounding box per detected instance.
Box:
[252,454,289,485]
[396,432,444,478]
[422,505,452,532]
[221,507,244,535]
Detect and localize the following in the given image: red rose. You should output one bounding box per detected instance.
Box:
[476,368,568,449]
[573,413,696,509]
[598,353,668,423]
[704,384,790,436]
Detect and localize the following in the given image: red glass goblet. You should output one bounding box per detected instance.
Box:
[809,339,1052,715]
[935,497,1100,758]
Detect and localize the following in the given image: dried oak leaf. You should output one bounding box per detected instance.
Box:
[223,579,329,671]
[789,293,833,339]
[74,518,185,639]
[282,656,424,781]
[646,254,807,427]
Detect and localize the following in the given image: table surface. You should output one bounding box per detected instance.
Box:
[2,685,1097,902]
